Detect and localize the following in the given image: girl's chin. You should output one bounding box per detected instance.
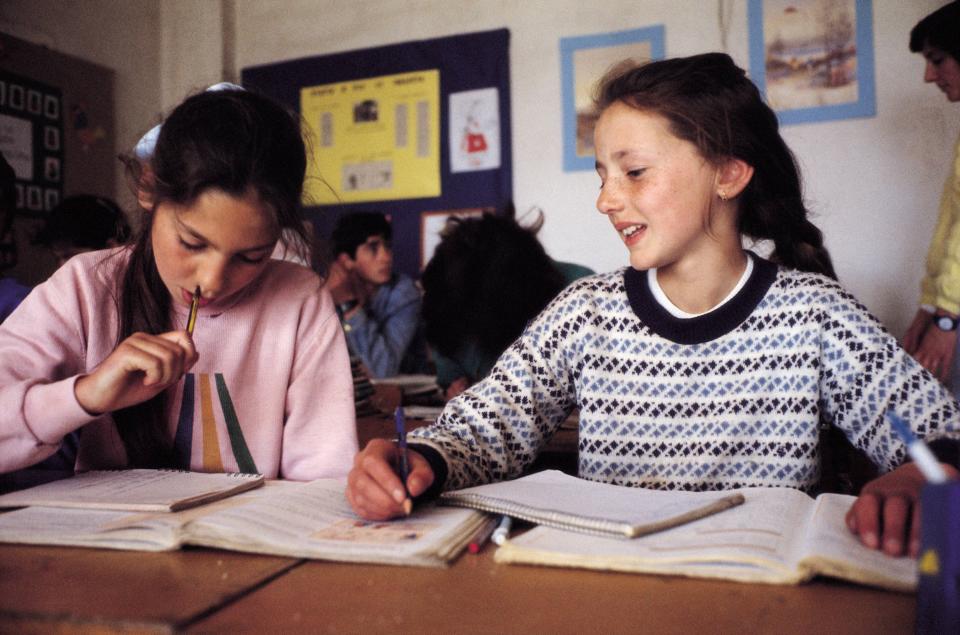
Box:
[628,251,656,272]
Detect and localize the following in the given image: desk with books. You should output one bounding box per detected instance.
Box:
[0,541,915,634]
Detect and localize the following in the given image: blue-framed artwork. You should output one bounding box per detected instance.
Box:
[748,0,875,126]
[560,26,665,171]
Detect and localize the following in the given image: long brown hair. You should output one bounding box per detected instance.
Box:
[594,53,836,279]
[113,89,308,466]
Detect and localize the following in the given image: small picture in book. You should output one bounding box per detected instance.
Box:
[312,519,436,543]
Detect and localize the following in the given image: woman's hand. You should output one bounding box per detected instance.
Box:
[912,325,958,383]
[845,462,959,557]
[902,309,932,354]
[346,438,435,520]
[74,330,198,415]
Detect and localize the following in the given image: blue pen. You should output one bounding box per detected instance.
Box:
[491,515,512,546]
[394,406,413,515]
[887,411,949,484]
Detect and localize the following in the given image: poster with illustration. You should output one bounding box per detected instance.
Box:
[300,70,441,204]
[449,88,500,173]
[560,26,665,171]
[748,0,875,125]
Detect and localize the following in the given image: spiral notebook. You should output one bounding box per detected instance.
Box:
[0,469,264,512]
[439,470,744,538]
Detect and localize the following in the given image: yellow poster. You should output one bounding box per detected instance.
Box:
[300,70,440,204]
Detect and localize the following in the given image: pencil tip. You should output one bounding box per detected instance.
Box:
[403,499,413,516]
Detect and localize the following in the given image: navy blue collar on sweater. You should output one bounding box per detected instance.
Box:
[623,253,778,345]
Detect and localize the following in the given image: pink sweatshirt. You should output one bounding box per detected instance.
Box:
[0,248,357,480]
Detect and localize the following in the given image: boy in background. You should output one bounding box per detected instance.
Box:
[325,212,428,378]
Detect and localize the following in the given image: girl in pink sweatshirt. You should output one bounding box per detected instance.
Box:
[0,88,357,481]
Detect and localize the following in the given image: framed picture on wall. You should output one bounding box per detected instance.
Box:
[748,0,876,125]
[560,25,665,172]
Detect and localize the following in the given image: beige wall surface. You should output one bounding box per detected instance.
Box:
[1,0,956,337]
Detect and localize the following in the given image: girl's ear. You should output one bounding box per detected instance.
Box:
[136,188,153,211]
[136,165,155,211]
[715,157,755,200]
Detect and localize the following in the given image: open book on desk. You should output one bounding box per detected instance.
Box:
[494,485,917,592]
[0,469,264,512]
[0,479,487,567]
[440,470,744,538]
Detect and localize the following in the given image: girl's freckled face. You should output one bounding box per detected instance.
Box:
[593,102,720,272]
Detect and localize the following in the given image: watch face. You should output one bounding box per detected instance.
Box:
[937,316,958,331]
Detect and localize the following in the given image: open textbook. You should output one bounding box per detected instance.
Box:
[0,479,487,567]
[439,470,745,538]
[494,485,917,592]
[0,469,264,512]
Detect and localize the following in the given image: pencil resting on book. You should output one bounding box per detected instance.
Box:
[440,471,745,539]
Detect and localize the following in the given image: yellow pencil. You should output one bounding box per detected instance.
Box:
[186,285,200,336]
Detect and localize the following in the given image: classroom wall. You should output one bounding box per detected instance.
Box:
[0,0,162,214]
[1,0,956,339]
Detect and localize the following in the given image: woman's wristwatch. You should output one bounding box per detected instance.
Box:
[934,313,959,332]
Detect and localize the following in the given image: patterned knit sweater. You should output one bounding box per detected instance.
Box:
[410,254,960,493]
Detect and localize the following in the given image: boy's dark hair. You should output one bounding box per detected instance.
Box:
[115,88,308,468]
[331,212,391,258]
[421,209,565,362]
[910,1,960,62]
[34,195,131,249]
[594,53,836,279]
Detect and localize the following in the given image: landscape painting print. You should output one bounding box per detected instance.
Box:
[748,0,875,125]
[560,26,664,171]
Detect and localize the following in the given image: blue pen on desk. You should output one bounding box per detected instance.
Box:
[394,406,413,515]
[887,411,949,484]
[491,515,512,546]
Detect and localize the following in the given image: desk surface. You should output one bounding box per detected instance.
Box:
[0,541,914,634]
[0,415,914,633]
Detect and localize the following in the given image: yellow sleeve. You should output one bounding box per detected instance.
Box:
[921,134,960,315]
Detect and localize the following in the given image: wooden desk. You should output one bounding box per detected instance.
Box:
[0,545,297,633]
[191,545,913,634]
[0,539,915,634]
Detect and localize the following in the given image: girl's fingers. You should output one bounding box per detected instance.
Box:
[849,493,880,549]
[909,499,923,557]
[880,495,910,556]
[126,331,198,385]
[347,468,403,520]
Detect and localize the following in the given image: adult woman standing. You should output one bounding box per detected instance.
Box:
[903,2,960,391]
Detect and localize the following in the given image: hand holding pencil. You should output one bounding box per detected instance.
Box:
[73,287,200,416]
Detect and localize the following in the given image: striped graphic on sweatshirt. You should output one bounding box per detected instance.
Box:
[173,373,259,474]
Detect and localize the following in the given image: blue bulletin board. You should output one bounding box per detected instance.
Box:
[242,29,512,278]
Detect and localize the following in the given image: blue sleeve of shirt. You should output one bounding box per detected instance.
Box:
[344,275,422,378]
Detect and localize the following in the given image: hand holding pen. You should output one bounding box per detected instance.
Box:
[345,435,437,521]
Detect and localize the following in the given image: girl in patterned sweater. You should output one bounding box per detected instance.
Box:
[346,53,960,558]
[0,88,357,482]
